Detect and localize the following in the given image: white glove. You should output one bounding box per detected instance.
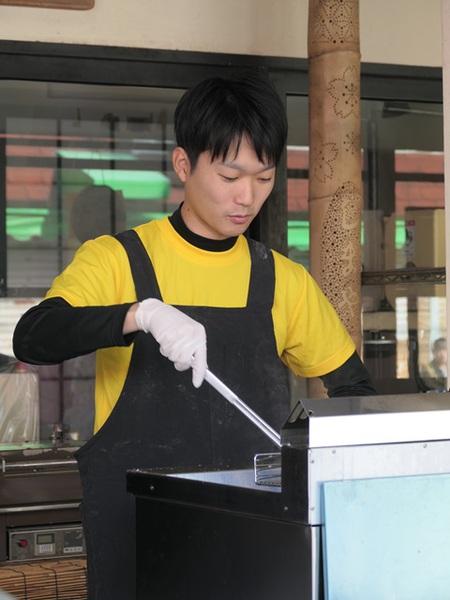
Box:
[135,298,207,388]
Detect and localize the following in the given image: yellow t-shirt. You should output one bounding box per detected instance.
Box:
[46,217,355,431]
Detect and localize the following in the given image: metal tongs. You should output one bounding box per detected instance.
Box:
[204,367,281,449]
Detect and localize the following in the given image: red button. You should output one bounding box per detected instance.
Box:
[17,539,28,548]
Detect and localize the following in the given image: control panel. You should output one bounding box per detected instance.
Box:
[8,524,85,561]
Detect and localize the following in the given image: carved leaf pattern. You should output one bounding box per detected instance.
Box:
[320,181,361,329]
[343,130,360,156]
[328,65,360,119]
[310,0,358,45]
[311,130,339,183]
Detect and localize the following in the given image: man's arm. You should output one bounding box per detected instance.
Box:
[13,297,136,365]
[13,296,208,388]
[320,351,377,397]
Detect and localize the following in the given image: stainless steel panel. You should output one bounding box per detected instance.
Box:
[298,393,450,447]
[167,468,280,493]
[307,439,450,525]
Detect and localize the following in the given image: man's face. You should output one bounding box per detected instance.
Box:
[173,136,276,240]
[435,345,447,365]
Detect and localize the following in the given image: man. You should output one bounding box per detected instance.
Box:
[422,337,447,390]
[13,74,375,600]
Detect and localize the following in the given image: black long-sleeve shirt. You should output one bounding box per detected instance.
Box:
[13,297,135,364]
[14,296,376,397]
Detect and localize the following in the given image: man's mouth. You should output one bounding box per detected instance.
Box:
[229,215,250,225]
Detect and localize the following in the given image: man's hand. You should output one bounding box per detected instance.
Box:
[135,298,207,388]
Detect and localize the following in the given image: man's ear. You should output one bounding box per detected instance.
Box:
[172,147,190,183]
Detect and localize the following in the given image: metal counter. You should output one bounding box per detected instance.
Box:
[127,392,450,600]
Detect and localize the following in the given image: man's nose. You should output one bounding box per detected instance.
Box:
[235,180,253,205]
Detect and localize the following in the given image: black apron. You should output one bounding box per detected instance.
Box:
[75,229,290,600]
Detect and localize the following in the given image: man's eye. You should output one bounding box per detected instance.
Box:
[258,177,273,183]
[221,175,238,182]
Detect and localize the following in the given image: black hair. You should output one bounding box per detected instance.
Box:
[174,73,288,170]
[432,338,447,352]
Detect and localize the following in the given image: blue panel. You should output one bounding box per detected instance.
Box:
[322,473,450,600]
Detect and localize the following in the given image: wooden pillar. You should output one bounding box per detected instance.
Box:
[308,0,362,398]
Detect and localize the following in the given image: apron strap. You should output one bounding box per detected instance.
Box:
[246,239,276,311]
[114,229,162,302]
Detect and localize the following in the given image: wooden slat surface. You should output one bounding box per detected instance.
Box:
[0,559,87,600]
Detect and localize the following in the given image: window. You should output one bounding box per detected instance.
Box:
[1,79,184,444]
[286,94,445,395]
[361,99,445,394]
